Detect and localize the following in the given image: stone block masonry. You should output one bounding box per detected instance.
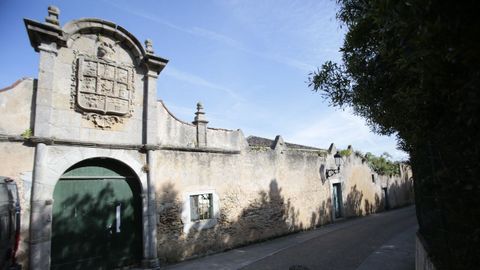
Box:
[0,5,414,269]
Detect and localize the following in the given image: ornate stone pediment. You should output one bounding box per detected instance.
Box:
[71,38,135,129]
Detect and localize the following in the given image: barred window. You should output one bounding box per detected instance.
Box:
[190,193,213,221]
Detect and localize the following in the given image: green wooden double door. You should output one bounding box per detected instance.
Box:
[51,159,142,270]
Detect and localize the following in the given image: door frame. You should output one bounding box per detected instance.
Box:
[329,178,344,221]
[28,145,159,270]
[51,159,143,269]
[382,187,389,210]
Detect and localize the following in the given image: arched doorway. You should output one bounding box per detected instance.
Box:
[50,158,143,270]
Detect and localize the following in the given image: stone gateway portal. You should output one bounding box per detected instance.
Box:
[51,159,142,270]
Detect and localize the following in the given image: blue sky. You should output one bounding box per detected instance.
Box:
[0,0,407,160]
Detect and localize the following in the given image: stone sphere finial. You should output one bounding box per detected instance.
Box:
[45,5,60,26]
[145,39,154,54]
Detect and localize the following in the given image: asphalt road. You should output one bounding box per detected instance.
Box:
[241,206,417,270]
[165,206,417,270]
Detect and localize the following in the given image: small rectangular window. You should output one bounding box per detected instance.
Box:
[190,193,213,221]
[371,174,375,183]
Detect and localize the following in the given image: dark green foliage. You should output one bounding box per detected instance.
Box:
[309,1,480,269]
[339,149,400,176]
[364,152,400,176]
[338,148,352,157]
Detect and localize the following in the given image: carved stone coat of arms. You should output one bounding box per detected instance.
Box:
[71,39,135,129]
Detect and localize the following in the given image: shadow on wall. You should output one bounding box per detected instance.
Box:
[387,177,415,208]
[342,177,414,218]
[50,180,143,270]
[343,184,388,218]
[343,185,365,217]
[365,194,384,215]
[310,198,332,229]
[156,180,332,264]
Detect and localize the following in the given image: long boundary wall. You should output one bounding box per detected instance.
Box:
[0,6,414,269]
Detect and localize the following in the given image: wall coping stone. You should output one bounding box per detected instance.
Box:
[0,134,241,154]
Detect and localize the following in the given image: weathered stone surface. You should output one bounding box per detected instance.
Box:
[154,148,331,262]
[152,146,413,264]
[0,7,414,269]
[0,78,35,135]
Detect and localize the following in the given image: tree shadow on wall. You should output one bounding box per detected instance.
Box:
[156,179,334,264]
[156,182,184,262]
[155,178,416,265]
[310,198,332,228]
[343,178,414,219]
[386,177,415,208]
[235,180,298,241]
[343,185,387,217]
[50,180,143,270]
[364,194,385,215]
[343,185,364,217]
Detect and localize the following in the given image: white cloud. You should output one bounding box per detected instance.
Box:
[259,53,315,72]
[163,67,244,101]
[288,108,408,161]
[105,0,315,72]
[217,0,344,66]
[190,27,245,50]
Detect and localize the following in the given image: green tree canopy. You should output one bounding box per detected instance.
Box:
[309,1,480,269]
[364,152,400,176]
